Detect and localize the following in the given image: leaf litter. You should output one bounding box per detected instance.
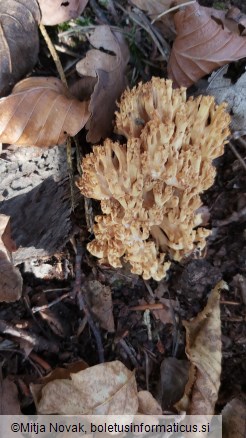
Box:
[0,0,245,431]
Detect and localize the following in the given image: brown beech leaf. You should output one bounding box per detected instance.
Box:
[207,6,246,36]
[32,361,138,414]
[37,0,88,25]
[167,2,246,87]
[76,25,129,143]
[176,281,226,415]
[0,214,22,302]
[0,77,90,147]
[0,0,40,97]
[222,398,246,438]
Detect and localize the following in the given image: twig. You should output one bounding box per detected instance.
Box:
[130,303,165,311]
[90,0,110,24]
[31,293,70,314]
[39,23,76,211]
[0,320,59,353]
[74,242,105,363]
[118,339,139,368]
[115,1,170,60]
[151,0,196,24]
[39,24,67,87]
[228,141,246,172]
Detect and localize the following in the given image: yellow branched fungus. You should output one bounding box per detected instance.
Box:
[77,78,230,281]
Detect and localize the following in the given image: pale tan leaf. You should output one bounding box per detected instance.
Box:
[0,0,40,97]
[167,2,246,87]
[222,398,246,438]
[0,214,22,302]
[176,281,226,415]
[30,361,88,407]
[138,391,162,414]
[76,25,129,143]
[38,0,88,25]
[33,361,138,414]
[85,280,115,332]
[0,77,90,147]
[0,378,21,414]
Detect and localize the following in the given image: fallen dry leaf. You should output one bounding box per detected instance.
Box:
[138,391,162,414]
[207,6,246,36]
[157,357,190,410]
[0,0,40,97]
[207,67,246,131]
[222,398,246,438]
[31,360,88,408]
[0,214,22,302]
[76,25,129,143]
[0,77,90,147]
[37,0,88,25]
[0,378,21,414]
[85,280,115,332]
[32,361,138,414]
[168,2,246,87]
[176,281,226,415]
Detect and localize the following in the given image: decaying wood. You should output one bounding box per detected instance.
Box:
[0,145,78,264]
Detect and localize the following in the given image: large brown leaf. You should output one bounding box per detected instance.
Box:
[0,77,90,147]
[37,0,88,25]
[76,25,129,143]
[0,214,22,302]
[168,2,246,87]
[32,361,138,414]
[0,0,40,97]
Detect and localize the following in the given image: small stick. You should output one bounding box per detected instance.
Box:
[0,320,59,353]
[220,300,241,306]
[130,303,166,311]
[151,0,196,24]
[118,339,139,368]
[31,293,70,314]
[39,23,67,87]
[228,141,246,172]
[74,242,105,363]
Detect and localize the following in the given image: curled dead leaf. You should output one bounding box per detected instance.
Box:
[37,0,88,25]
[32,361,138,414]
[168,2,246,87]
[76,25,129,143]
[0,77,90,147]
[0,214,22,302]
[0,0,40,97]
[176,281,226,415]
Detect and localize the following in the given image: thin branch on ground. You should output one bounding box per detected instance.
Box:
[151,0,196,24]
[228,141,246,172]
[39,24,67,87]
[115,1,170,61]
[73,241,105,363]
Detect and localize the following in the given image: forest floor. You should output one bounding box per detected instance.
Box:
[0,0,245,417]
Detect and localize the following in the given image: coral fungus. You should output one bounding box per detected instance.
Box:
[77,78,230,280]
